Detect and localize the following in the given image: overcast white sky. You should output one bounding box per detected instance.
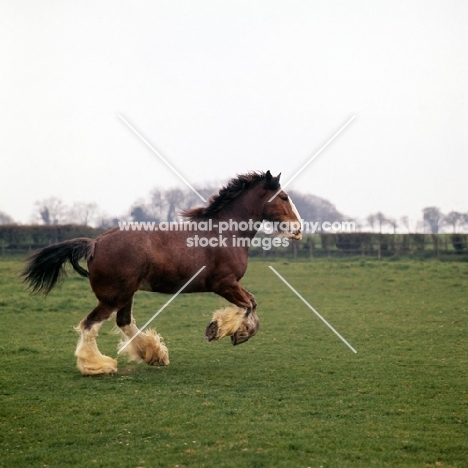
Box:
[1,1,467,228]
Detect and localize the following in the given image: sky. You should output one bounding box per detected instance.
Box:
[1,0,467,230]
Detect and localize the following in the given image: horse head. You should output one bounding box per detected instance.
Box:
[261,171,302,240]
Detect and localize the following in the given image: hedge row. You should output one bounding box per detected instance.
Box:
[0,225,105,253]
[251,233,468,258]
[0,225,467,257]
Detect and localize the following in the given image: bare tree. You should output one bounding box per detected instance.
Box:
[444,211,463,234]
[366,212,388,233]
[165,188,185,222]
[375,212,389,233]
[352,218,365,232]
[67,202,100,226]
[388,218,398,234]
[366,214,376,232]
[149,189,165,222]
[423,207,442,234]
[400,216,410,233]
[35,197,67,225]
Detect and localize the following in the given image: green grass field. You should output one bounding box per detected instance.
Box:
[0,256,467,467]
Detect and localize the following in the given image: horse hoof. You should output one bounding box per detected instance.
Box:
[147,356,168,366]
[205,321,218,341]
[231,310,260,346]
[231,331,246,346]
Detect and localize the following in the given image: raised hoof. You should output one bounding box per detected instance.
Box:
[205,321,219,341]
[231,310,260,346]
[231,330,249,346]
[206,306,245,341]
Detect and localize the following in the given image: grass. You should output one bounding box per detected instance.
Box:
[0,256,467,467]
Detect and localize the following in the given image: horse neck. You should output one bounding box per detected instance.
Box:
[215,189,264,237]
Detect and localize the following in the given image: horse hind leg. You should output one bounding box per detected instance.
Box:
[116,299,169,367]
[75,302,118,376]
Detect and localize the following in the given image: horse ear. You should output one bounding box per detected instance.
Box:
[265,170,272,181]
[277,172,281,181]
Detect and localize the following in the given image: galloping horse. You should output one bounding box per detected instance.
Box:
[22,171,302,375]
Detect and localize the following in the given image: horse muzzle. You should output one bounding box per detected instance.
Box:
[290,231,302,240]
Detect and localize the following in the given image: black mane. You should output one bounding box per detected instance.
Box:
[182,171,280,220]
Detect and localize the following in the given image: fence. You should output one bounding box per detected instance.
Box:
[250,233,468,260]
[1,226,467,260]
[0,225,105,255]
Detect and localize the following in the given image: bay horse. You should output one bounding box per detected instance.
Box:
[22,171,302,375]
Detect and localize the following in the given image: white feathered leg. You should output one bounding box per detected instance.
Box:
[118,320,169,366]
[75,320,118,375]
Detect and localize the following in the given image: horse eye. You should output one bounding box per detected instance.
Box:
[280,194,289,201]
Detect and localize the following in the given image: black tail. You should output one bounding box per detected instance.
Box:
[21,238,95,295]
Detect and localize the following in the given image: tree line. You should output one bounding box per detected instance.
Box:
[0,187,347,229]
[363,208,468,234]
[0,188,467,234]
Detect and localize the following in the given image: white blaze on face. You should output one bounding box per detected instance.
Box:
[287,194,303,238]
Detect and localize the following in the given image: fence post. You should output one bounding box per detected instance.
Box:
[433,235,439,259]
[309,236,314,260]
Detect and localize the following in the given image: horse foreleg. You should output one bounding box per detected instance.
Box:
[230,309,260,345]
[230,290,259,345]
[116,299,169,367]
[206,281,259,344]
[245,291,258,312]
[205,306,246,341]
[75,302,118,375]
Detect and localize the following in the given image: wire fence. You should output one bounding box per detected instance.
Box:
[250,233,468,260]
[1,225,467,260]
